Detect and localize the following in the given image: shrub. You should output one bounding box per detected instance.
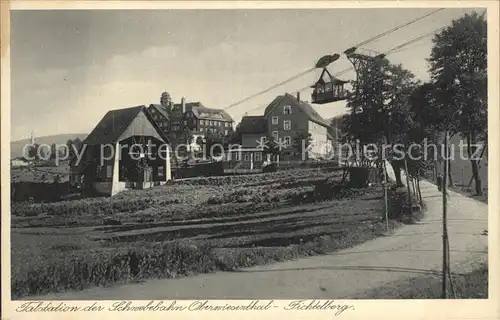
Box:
[103,218,122,226]
[206,197,222,205]
[11,241,217,299]
[387,185,423,223]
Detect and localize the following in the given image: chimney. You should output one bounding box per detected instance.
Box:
[181,97,186,114]
[296,92,300,102]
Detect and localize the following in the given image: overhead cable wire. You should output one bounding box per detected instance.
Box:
[353,8,445,48]
[224,67,316,111]
[224,8,446,112]
[287,26,447,102]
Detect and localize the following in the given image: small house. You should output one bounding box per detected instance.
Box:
[224,147,266,173]
[69,105,172,197]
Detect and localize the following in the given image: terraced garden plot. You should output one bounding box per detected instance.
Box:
[11,166,395,299]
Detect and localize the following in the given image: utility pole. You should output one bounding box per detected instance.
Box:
[442,130,449,299]
[404,158,412,214]
[383,160,389,231]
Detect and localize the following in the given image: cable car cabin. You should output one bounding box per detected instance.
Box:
[311,68,349,104]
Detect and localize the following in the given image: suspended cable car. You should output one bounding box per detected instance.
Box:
[311,67,350,104]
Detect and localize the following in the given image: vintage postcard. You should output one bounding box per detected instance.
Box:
[1,1,499,319]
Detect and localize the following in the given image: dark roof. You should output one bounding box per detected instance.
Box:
[173,101,233,122]
[83,105,169,146]
[238,116,267,134]
[312,68,349,87]
[148,104,170,120]
[298,98,331,127]
[264,93,330,127]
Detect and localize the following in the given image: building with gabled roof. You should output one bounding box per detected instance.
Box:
[148,103,171,135]
[171,99,234,137]
[70,105,172,196]
[238,115,267,149]
[233,93,334,163]
[261,92,333,160]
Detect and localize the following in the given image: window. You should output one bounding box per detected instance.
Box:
[225,129,228,136]
[106,165,113,178]
[244,153,250,161]
[272,131,278,140]
[200,120,205,126]
[235,152,241,161]
[272,116,279,125]
[183,120,187,125]
[254,152,262,161]
[158,166,164,177]
[284,120,291,131]
[284,105,292,115]
[284,136,291,147]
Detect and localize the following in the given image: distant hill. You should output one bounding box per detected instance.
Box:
[10,133,88,159]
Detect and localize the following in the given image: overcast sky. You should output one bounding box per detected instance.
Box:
[10,8,482,141]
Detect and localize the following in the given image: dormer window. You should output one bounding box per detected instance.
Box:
[283,105,292,115]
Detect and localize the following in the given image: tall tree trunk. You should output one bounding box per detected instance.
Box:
[467,132,483,196]
[417,176,423,207]
[447,158,454,187]
[404,158,412,213]
[390,161,403,186]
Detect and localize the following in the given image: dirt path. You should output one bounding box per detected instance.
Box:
[32,166,488,300]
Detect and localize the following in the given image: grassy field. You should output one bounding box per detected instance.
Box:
[11,166,414,299]
[11,160,70,183]
[355,264,488,299]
